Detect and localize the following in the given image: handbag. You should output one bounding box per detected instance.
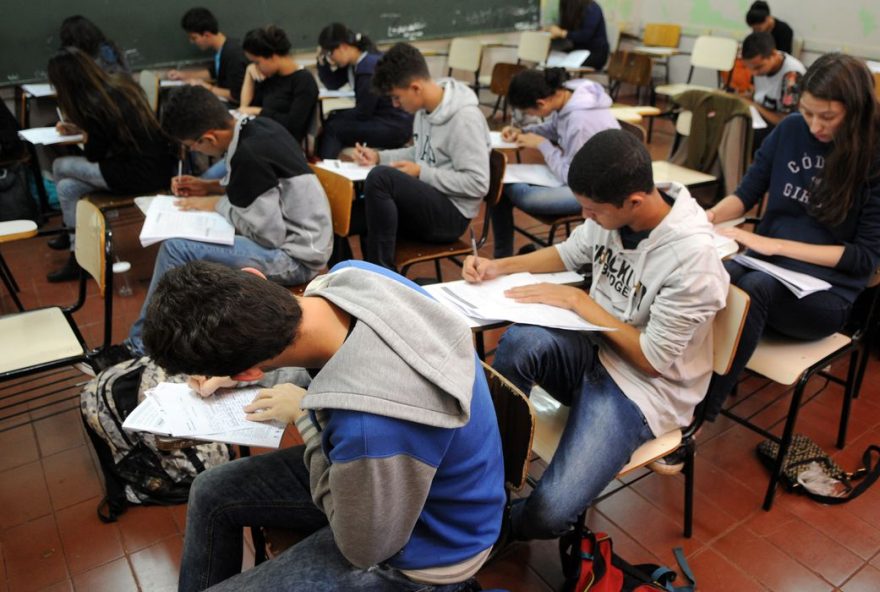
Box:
[756,433,880,504]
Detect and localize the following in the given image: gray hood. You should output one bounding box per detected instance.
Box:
[301,266,476,428]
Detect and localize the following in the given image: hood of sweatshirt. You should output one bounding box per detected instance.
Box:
[301,263,476,429]
[561,79,614,113]
[425,77,481,126]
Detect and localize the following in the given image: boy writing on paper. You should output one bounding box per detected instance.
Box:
[143,260,505,591]
[353,43,490,271]
[124,85,332,356]
[463,130,729,542]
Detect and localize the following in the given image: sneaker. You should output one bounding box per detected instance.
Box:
[47,233,71,251]
[47,253,82,283]
[648,448,687,475]
[90,344,136,373]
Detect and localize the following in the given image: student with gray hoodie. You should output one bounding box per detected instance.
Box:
[125,85,333,356]
[353,43,490,270]
[464,130,729,541]
[141,260,506,591]
[493,68,619,257]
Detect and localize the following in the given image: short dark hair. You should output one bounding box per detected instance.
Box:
[567,129,653,206]
[161,85,233,141]
[242,26,292,58]
[143,262,303,377]
[746,1,770,25]
[318,22,375,53]
[372,43,430,94]
[742,32,776,59]
[507,68,568,110]
[181,8,218,35]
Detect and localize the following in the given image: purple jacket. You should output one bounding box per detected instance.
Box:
[525,79,619,183]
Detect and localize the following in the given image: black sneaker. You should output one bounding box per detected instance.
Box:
[47,254,82,283]
[47,233,71,251]
[648,447,687,475]
[90,344,136,373]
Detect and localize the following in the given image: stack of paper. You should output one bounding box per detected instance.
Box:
[18,127,83,145]
[428,272,611,331]
[490,131,519,150]
[734,254,831,298]
[139,195,235,247]
[315,160,373,181]
[503,164,564,187]
[122,383,286,448]
[21,83,55,97]
[545,50,591,69]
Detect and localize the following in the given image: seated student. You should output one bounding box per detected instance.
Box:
[47,48,174,282]
[315,23,413,159]
[59,15,129,75]
[740,31,805,148]
[705,53,880,419]
[463,129,729,541]
[238,26,319,145]
[168,7,248,104]
[141,260,506,591]
[125,85,332,355]
[547,0,610,70]
[746,1,794,55]
[353,43,490,271]
[492,68,619,258]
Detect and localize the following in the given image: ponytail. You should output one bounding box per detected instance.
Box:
[319,22,376,53]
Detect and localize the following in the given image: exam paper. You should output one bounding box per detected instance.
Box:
[734,254,832,298]
[503,164,564,188]
[18,127,83,145]
[545,50,591,69]
[139,195,235,247]
[490,131,519,150]
[21,83,55,97]
[750,105,768,130]
[315,160,373,181]
[319,89,356,99]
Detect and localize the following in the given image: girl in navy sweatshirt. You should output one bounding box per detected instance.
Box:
[315,23,412,159]
[705,53,880,418]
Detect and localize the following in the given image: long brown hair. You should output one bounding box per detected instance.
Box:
[802,53,880,226]
[47,47,161,153]
[559,0,593,32]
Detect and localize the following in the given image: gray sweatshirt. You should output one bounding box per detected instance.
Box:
[378,78,491,218]
[556,183,730,436]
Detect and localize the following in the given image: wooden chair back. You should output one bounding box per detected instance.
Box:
[309,164,354,237]
[482,362,535,492]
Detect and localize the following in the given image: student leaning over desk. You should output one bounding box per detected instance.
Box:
[353,43,490,271]
[47,47,175,282]
[705,53,880,420]
[124,85,332,357]
[315,22,413,159]
[59,15,129,76]
[141,260,505,591]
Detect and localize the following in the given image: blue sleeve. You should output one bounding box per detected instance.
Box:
[566,4,603,45]
[317,62,349,90]
[734,121,781,211]
[836,177,880,276]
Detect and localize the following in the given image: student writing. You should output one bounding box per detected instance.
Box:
[547,0,610,70]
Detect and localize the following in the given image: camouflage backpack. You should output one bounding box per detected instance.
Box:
[80,356,233,522]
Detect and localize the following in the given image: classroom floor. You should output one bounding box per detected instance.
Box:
[2,106,880,592]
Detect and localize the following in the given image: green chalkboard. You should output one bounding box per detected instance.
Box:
[1,0,540,85]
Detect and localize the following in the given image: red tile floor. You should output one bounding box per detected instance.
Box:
[2,112,880,591]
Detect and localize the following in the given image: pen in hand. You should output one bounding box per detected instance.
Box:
[470,227,478,261]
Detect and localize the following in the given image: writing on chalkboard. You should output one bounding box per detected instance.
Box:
[388,22,428,40]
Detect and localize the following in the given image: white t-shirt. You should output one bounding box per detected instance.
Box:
[754,53,806,114]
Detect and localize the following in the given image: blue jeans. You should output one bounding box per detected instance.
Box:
[704,260,852,420]
[127,236,316,355]
[493,325,654,540]
[53,156,109,243]
[181,445,476,592]
[491,183,581,258]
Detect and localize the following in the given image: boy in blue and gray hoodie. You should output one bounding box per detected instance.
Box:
[353,42,491,271]
[142,260,505,592]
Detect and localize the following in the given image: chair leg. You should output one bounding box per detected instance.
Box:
[252,526,267,565]
[683,440,695,538]
[0,253,25,312]
[434,259,443,283]
[763,375,809,510]
[490,95,502,119]
[837,349,861,449]
[852,339,872,400]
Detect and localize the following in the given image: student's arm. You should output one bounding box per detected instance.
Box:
[316,61,349,90]
[216,188,288,248]
[167,67,212,81]
[377,145,416,164]
[238,64,261,109]
[536,122,598,182]
[463,245,568,283]
[418,109,490,198]
[260,74,318,141]
[220,47,248,104]
[750,101,787,126]
[522,118,559,143]
[82,120,109,162]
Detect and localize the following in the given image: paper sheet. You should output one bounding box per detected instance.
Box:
[866,60,880,74]
[21,83,55,97]
[545,50,591,69]
[750,105,768,130]
[315,160,373,181]
[319,89,356,99]
[734,254,832,298]
[503,164,564,187]
[139,195,235,247]
[18,127,83,145]
[490,131,519,150]
[160,79,186,88]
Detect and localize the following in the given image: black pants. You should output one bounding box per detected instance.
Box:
[316,109,412,159]
[363,166,470,271]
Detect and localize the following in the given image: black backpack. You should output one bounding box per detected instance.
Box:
[80,357,233,522]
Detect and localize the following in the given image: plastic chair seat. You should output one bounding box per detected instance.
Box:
[655,83,713,97]
[746,331,853,386]
[0,307,85,375]
[0,220,38,243]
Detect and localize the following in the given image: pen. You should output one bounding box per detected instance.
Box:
[55,107,64,123]
[178,160,183,178]
[470,227,478,261]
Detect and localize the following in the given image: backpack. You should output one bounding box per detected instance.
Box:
[0,163,39,222]
[560,529,696,592]
[80,356,233,522]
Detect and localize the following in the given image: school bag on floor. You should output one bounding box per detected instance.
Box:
[80,356,233,522]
